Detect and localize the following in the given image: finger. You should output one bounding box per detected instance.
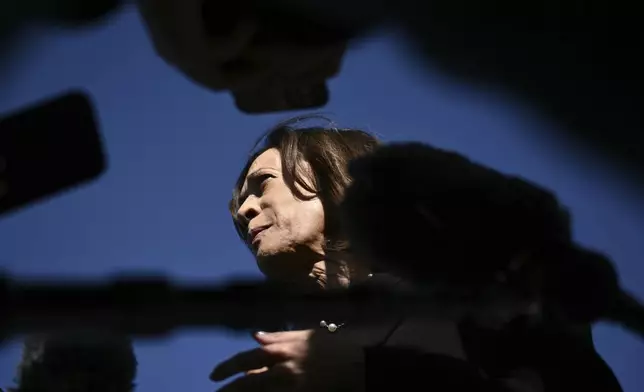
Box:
[253,330,313,345]
[210,346,287,381]
[216,367,294,392]
[216,370,273,392]
[245,366,269,375]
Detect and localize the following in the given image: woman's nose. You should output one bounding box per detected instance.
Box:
[237,196,260,224]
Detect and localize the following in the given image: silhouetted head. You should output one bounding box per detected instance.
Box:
[342,142,569,287]
[13,331,137,392]
[341,142,629,326]
[230,115,380,288]
[339,140,580,324]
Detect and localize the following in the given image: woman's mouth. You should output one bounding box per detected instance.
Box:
[249,226,269,244]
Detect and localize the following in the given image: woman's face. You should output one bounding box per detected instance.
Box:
[237,148,326,281]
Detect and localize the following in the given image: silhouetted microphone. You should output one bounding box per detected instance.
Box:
[0,90,106,218]
[0,273,459,342]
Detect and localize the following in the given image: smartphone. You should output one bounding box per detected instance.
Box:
[0,90,106,217]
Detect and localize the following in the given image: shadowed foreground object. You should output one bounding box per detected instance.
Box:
[0,269,641,341]
[341,142,644,337]
[1,0,643,181]
[0,91,107,219]
[138,0,644,180]
[7,332,136,392]
[0,0,123,70]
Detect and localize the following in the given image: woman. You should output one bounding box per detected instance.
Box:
[210,116,622,392]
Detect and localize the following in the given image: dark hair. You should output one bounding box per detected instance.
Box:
[229,114,380,251]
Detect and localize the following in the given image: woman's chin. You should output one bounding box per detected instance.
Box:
[253,243,283,260]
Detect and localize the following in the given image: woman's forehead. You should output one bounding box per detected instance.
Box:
[239,148,282,196]
[248,148,281,173]
[240,147,316,195]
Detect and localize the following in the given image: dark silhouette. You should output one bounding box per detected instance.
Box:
[7,331,136,392]
[2,1,643,181]
[341,142,644,338]
[0,91,106,219]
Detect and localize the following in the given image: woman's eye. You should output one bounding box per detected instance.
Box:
[259,174,274,190]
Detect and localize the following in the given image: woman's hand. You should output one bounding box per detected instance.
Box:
[210,330,365,392]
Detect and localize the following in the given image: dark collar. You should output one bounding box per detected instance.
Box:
[284,273,408,331]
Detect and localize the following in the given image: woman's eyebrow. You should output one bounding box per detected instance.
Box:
[246,167,278,179]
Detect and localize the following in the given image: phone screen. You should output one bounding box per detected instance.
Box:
[0,90,106,217]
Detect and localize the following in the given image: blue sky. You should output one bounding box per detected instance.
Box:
[1,6,642,392]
